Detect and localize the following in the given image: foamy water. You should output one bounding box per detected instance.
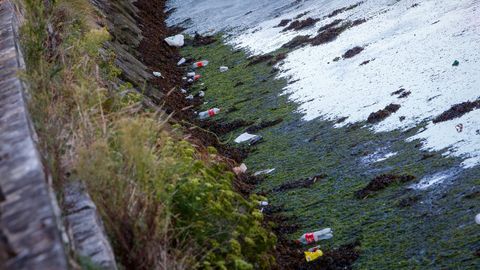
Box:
[167,0,480,167]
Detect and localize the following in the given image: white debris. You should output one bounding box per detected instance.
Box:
[180,88,187,94]
[187,72,196,77]
[259,201,269,206]
[233,163,248,175]
[198,91,205,97]
[152,71,163,78]
[186,95,194,100]
[177,57,186,66]
[476,213,480,225]
[164,34,184,47]
[253,168,276,176]
[219,66,229,72]
[234,132,262,144]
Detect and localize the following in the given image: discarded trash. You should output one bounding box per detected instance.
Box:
[199,108,220,120]
[187,72,196,77]
[192,60,209,69]
[186,95,194,100]
[180,88,187,94]
[297,228,333,245]
[234,132,263,145]
[182,77,187,80]
[198,91,205,97]
[219,66,229,72]
[152,71,163,78]
[476,213,480,225]
[253,168,276,176]
[307,245,322,252]
[259,201,269,206]
[452,60,460,67]
[164,34,184,47]
[194,74,202,81]
[304,249,323,262]
[233,163,248,175]
[177,58,186,66]
[455,123,463,133]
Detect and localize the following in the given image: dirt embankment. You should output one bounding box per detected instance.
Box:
[134,0,247,162]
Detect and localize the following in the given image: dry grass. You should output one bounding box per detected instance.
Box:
[20,0,276,269]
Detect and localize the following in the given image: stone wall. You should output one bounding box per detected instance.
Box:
[0,0,68,269]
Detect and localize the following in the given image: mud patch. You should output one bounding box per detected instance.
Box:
[326,1,364,18]
[204,119,254,135]
[246,118,284,133]
[282,35,311,49]
[303,241,361,270]
[283,17,320,32]
[273,174,327,192]
[367,104,401,124]
[432,100,480,123]
[310,22,351,46]
[191,33,216,47]
[317,19,343,32]
[247,54,275,66]
[356,174,416,199]
[359,58,374,66]
[268,53,288,66]
[342,46,364,59]
[276,19,292,28]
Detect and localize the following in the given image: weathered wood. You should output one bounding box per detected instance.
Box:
[0,1,68,269]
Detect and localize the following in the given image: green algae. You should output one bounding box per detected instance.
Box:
[181,37,480,269]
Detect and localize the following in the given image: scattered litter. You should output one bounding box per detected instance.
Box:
[177,58,186,66]
[199,108,220,120]
[180,88,187,94]
[198,91,205,97]
[187,72,196,77]
[305,246,323,262]
[253,168,276,176]
[194,74,202,81]
[259,201,269,206]
[476,213,480,225]
[234,132,263,145]
[456,123,464,133]
[452,60,460,67]
[192,60,209,69]
[152,71,163,78]
[186,95,194,100]
[233,163,247,175]
[297,228,333,245]
[219,66,229,72]
[182,77,187,80]
[164,34,184,47]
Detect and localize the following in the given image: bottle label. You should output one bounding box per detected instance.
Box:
[208,109,216,117]
[305,233,315,244]
[197,62,204,67]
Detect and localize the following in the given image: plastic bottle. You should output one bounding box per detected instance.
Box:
[192,60,209,68]
[177,58,186,66]
[297,228,333,245]
[219,66,229,72]
[198,108,220,120]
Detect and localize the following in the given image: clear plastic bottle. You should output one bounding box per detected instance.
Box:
[192,60,209,68]
[198,108,220,120]
[297,228,333,245]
